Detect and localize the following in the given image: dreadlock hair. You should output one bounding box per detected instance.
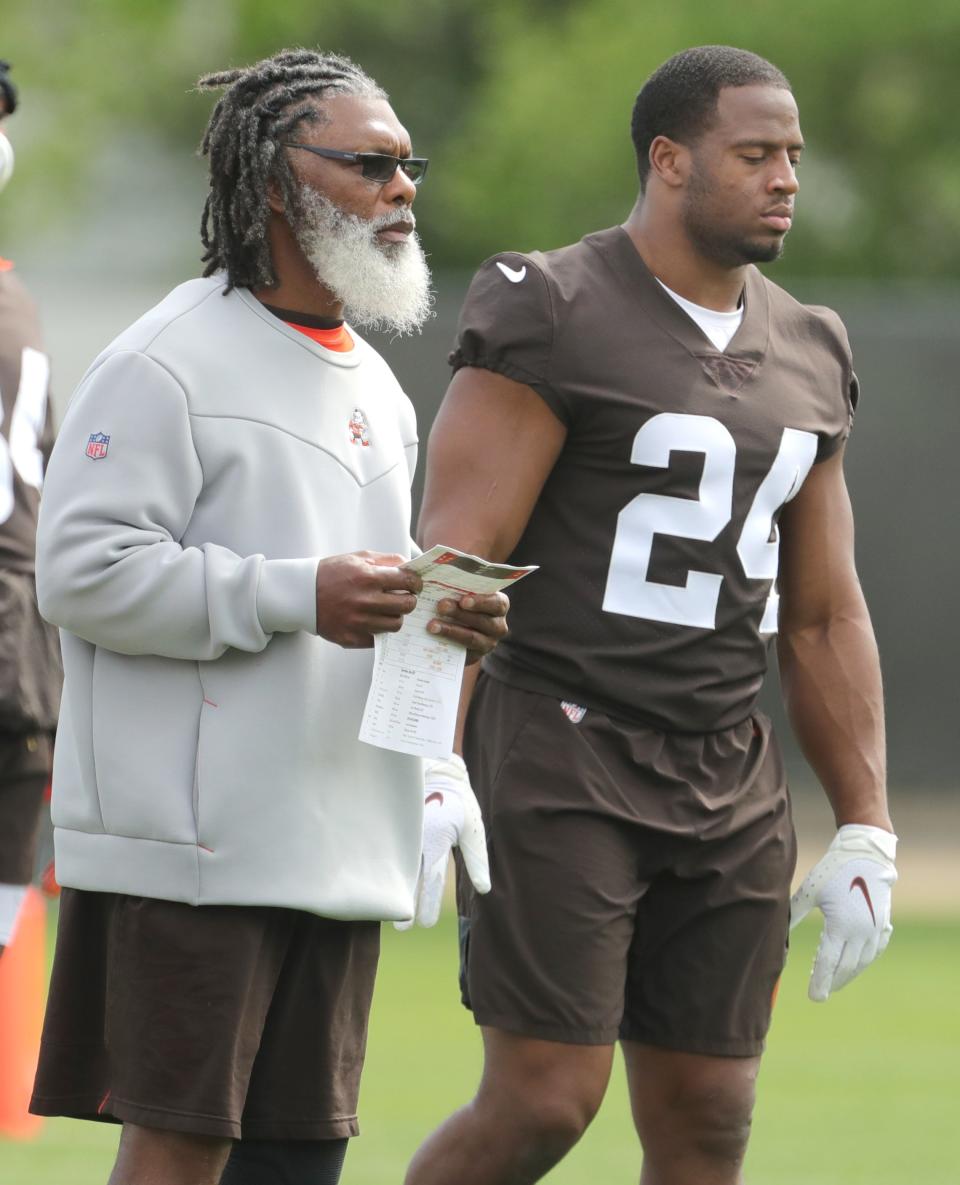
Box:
[631,46,791,190]
[197,48,386,291]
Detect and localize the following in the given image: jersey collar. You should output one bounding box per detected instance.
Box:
[233,286,362,368]
[586,226,771,366]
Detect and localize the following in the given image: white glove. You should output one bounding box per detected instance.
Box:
[397,754,491,929]
[790,823,898,1002]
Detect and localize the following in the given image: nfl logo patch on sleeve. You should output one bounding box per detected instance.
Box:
[85,432,110,459]
[560,701,586,724]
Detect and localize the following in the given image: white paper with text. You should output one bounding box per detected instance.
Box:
[358,546,536,758]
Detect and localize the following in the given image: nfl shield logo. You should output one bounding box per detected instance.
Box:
[561,701,586,724]
[86,432,110,460]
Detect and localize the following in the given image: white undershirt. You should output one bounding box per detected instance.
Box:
[656,279,744,352]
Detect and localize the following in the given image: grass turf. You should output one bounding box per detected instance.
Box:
[1,911,956,1185]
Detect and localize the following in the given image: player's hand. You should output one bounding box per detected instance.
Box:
[790,823,898,1002]
[397,754,491,929]
[427,591,509,663]
[315,552,422,648]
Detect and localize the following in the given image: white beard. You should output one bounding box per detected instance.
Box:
[293,186,433,336]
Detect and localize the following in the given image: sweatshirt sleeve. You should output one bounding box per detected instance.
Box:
[36,349,318,659]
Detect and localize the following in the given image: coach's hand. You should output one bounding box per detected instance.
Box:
[790,824,898,1002]
[397,754,491,929]
[315,552,422,648]
[427,591,509,663]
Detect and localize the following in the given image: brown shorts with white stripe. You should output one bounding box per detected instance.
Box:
[30,889,380,1139]
[458,673,796,1056]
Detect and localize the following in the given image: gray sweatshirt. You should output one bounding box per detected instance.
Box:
[36,277,424,920]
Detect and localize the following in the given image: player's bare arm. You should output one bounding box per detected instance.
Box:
[776,446,891,832]
[417,367,568,563]
[417,365,567,742]
[399,365,565,929]
[778,452,897,1000]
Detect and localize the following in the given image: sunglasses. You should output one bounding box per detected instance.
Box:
[283,143,428,186]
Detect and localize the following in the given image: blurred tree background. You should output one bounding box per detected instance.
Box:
[0,1,956,792]
[3,0,959,278]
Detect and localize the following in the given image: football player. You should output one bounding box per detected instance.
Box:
[407,45,897,1185]
[0,59,61,963]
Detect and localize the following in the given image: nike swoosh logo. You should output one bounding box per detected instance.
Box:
[850,876,877,925]
[425,791,444,807]
[495,261,527,283]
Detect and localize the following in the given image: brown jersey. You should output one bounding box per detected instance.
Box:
[0,262,53,573]
[451,227,857,733]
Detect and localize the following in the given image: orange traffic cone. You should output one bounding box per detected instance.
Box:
[0,884,46,1138]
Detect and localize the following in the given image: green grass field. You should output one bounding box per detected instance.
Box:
[2,910,957,1185]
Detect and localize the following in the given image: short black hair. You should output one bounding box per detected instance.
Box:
[197,48,385,291]
[0,60,18,117]
[630,46,791,189]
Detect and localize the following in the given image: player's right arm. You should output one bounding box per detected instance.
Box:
[36,350,420,659]
[417,366,567,564]
[409,366,565,916]
[418,366,567,750]
[417,252,567,747]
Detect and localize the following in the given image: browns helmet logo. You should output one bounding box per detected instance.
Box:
[348,408,371,447]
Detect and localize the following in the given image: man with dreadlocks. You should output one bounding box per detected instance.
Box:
[0,59,61,964]
[28,48,505,1185]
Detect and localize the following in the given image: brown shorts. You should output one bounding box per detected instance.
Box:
[30,889,380,1139]
[458,674,796,1056]
[0,731,51,883]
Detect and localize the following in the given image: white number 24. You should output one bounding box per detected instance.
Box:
[602,412,817,633]
[0,346,50,525]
